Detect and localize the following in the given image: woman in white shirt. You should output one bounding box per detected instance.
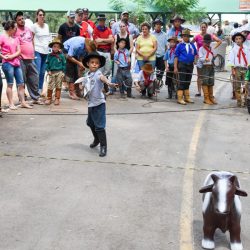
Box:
[31,9,51,95]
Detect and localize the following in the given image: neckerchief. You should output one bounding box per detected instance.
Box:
[97,25,107,31]
[237,46,248,66]
[143,71,153,86]
[169,46,176,58]
[203,45,213,59]
[175,27,181,36]
[50,52,61,60]
[118,50,127,63]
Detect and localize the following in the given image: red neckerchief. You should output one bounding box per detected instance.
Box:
[143,71,153,86]
[118,50,127,63]
[237,46,248,66]
[203,45,213,59]
[170,46,176,58]
[50,52,61,60]
[175,27,181,36]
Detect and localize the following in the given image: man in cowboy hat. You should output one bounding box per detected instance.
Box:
[136,63,157,98]
[14,11,43,105]
[79,52,117,157]
[152,18,168,80]
[112,11,139,39]
[45,38,66,105]
[174,29,197,105]
[167,14,185,40]
[93,14,114,79]
[229,32,250,107]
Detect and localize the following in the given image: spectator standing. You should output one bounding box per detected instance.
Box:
[79,8,93,38]
[14,11,42,104]
[192,22,222,96]
[82,8,96,29]
[167,15,185,40]
[0,21,32,109]
[222,20,233,46]
[152,18,168,80]
[112,11,139,39]
[207,21,216,35]
[58,11,80,43]
[93,14,114,78]
[136,22,157,69]
[31,9,51,95]
[0,69,2,117]
[63,36,96,99]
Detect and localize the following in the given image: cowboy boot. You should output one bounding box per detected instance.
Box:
[45,89,53,105]
[202,86,213,105]
[96,129,107,157]
[68,83,80,100]
[54,88,61,105]
[247,99,250,114]
[90,127,100,148]
[177,90,186,105]
[127,88,134,98]
[184,89,194,103]
[208,86,217,104]
[74,83,82,98]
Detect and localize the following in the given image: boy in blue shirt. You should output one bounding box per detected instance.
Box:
[164,36,178,99]
[174,29,197,105]
[114,38,133,98]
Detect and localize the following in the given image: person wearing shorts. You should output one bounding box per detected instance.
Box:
[0,20,32,109]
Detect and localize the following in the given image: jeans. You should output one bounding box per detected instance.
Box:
[86,103,106,130]
[0,72,2,108]
[2,62,24,85]
[155,56,165,80]
[35,51,47,91]
[137,60,156,70]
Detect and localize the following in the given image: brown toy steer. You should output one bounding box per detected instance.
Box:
[199,172,247,250]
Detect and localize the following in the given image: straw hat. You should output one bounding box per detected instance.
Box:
[167,36,179,43]
[180,29,193,37]
[141,63,154,74]
[49,38,63,48]
[82,52,106,68]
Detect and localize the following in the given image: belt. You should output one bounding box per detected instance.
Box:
[50,70,63,74]
[203,64,213,67]
[97,48,111,53]
[235,66,247,69]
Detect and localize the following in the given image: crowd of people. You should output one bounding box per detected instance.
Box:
[0,9,250,154]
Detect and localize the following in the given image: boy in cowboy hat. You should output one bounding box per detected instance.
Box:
[136,63,157,98]
[197,34,217,105]
[167,15,185,40]
[79,52,117,157]
[229,32,250,107]
[164,36,178,99]
[174,29,197,105]
[114,38,133,98]
[45,38,66,105]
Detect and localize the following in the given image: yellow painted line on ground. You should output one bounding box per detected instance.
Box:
[179,85,224,250]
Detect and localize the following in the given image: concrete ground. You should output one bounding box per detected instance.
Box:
[0,71,249,250]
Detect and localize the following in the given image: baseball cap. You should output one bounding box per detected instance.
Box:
[121,10,129,15]
[75,8,83,14]
[14,11,24,20]
[67,10,75,18]
[82,8,89,13]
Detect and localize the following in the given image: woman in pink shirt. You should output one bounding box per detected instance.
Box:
[192,22,222,96]
[0,21,32,109]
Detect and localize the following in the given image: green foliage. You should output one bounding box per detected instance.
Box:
[45,13,65,33]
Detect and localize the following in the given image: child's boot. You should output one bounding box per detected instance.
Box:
[184,89,194,103]
[247,99,250,114]
[45,89,53,105]
[177,90,186,105]
[202,85,213,105]
[90,127,100,148]
[208,85,217,104]
[96,129,107,157]
[54,88,61,105]
[235,91,242,107]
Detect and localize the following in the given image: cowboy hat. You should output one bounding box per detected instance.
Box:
[180,29,193,37]
[170,15,186,24]
[49,38,63,48]
[82,52,106,68]
[167,36,179,43]
[152,18,163,26]
[141,63,154,74]
[232,32,246,43]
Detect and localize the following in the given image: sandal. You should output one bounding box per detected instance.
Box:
[21,103,33,109]
[9,105,18,110]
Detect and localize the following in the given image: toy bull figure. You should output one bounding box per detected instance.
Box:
[199,171,247,250]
